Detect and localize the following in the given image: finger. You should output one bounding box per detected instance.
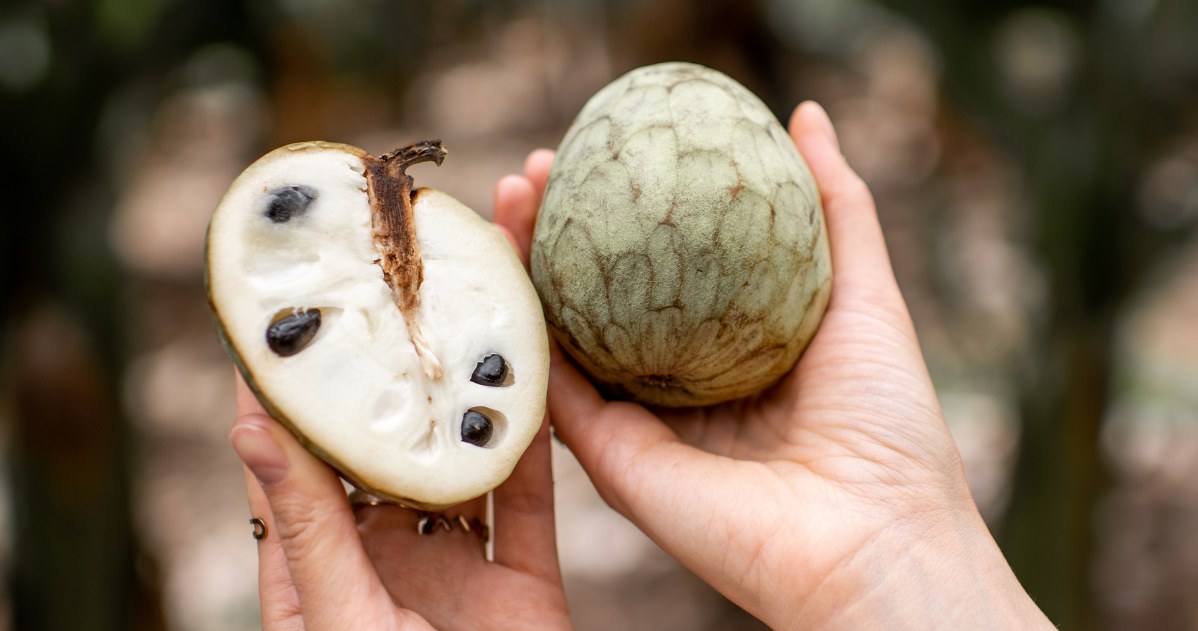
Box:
[544,343,678,516]
[236,373,307,629]
[545,347,739,568]
[236,368,268,416]
[492,415,560,581]
[243,469,305,630]
[230,410,385,629]
[492,174,538,266]
[788,102,908,318]
[523,148,554,202]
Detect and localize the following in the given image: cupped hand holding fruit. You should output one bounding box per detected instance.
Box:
[210,141,550,511]
[220,158,570,629]
[498,103,1054,630]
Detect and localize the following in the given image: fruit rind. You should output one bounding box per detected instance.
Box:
[531,62,832,407]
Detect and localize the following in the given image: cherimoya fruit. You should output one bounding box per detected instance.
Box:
[530,62,832,407]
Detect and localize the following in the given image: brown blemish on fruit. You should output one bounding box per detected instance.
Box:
[640,373,681,390]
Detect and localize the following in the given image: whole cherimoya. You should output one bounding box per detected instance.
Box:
[531,62,832,407]
[207,140,549,510]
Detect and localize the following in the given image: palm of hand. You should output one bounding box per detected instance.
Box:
[553,288,969,616]
[607,293,968,605]
[354,506,568,630]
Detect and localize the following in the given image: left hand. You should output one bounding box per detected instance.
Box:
[229,174,571,631]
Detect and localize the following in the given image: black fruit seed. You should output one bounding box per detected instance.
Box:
[266,308,321,356]
[265,185,318,223]
[470,354,507,386]
[461,410,493,447]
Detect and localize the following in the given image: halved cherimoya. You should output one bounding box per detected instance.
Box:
[206,140,549,510]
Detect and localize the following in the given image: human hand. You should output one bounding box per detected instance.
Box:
[229,177,571,630]
[494,102,1052,630]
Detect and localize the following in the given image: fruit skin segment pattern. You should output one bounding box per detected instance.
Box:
[531,62,832,407]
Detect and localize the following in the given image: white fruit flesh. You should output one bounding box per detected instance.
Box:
[206,142,548,510]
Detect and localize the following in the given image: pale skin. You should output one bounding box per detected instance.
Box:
[232,378,570,630]
[232,101,1054,629]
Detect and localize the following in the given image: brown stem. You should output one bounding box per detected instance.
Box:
[365,140,448,379]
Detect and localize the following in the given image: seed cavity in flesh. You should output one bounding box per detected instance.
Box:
[470,354,507,386]
[265,185,318,223]
[461,409,493,447]
[267,308,322,357]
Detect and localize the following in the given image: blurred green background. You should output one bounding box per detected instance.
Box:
[2,0,1197,629]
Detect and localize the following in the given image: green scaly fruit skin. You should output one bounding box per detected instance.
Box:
[530,62,832,407]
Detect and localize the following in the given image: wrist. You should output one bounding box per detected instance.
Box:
[781,506,1053,631]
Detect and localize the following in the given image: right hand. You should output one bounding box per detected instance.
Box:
[495,101,1053,630]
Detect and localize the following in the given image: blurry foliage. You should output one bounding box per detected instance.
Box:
[1,0,1197,629]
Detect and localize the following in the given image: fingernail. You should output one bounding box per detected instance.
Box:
[524,148,555,176]
[231,421,288,485]
[527,148,554,165]
[805,101,840,151]
[496,173,528,196]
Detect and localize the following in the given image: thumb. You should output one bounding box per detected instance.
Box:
[545,343,679,516]
[788,101,910,325]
